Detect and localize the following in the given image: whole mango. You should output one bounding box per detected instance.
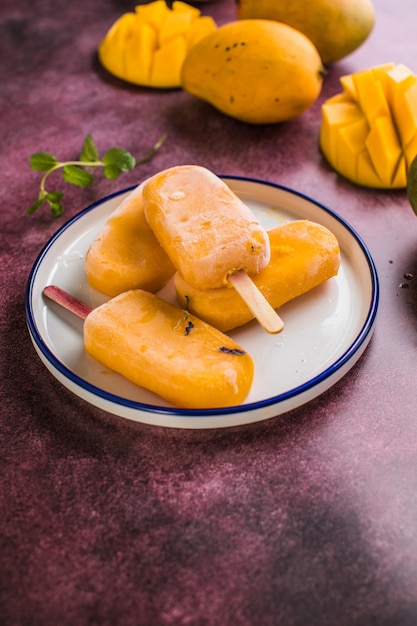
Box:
[181,20,324,124]
[237,0,375,65]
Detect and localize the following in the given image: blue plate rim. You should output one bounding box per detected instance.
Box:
[25,176,379,419]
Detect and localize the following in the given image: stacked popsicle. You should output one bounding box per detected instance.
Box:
[44,165,341,409]
[142,165,284,333]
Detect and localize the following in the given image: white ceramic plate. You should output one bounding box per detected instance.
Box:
[26,177,379,429]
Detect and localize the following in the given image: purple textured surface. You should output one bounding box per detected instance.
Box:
[1,0,417,624]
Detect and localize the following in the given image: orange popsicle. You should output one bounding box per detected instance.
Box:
[142,165,284,333]
[175,220,341,332]
[142,165,271,289]
[43,286,254,409]
[85,182,175,297]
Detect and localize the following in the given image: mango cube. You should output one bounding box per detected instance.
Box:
[336,119,369,182]
[320,63,417,188]
[320,102,363,166]
[365,115,402,184]
[352,69,391,124]
[98,0,216,88]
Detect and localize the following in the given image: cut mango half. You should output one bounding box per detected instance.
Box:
[319,63,417,188]
[98,1,216,88]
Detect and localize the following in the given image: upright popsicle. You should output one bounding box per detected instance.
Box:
[142,165,284,333]
[43,285,254,409]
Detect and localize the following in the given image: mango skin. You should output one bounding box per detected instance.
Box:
[237,0,375,66]
[407,154,417,216]
[181,20,324,124]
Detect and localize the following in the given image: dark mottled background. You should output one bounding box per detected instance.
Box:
[1,0,417,624]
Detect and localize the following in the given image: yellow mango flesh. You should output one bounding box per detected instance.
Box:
[365,116,404,186]
[85,183,175,297]
[320,102,363,165]
[181,20,323,124]
[352,69,391,124]
[98,0,216,88]
[84,289,254,409]
[320,63,417,188]
[336,118,369,182]
[175,220,340,332]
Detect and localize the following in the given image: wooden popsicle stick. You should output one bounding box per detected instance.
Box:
[43,285,93,320]
[228,270,284,334]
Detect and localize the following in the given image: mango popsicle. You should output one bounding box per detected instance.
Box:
[43,286,254,409]
[175,220,341,332]
[142,165,271,289]
[85,182,175,297]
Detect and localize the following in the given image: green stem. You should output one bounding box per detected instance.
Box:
[39,160,105,195]
[136,133,167,166]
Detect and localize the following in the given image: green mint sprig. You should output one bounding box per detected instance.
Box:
[27,133,167,217]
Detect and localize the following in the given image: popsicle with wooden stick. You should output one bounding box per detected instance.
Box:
[43,285,254,409]
[175,220,341,332]
[142,165,284,334]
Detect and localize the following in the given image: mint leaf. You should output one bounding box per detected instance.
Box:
[26,197,46,215]
[62,165,94,187]
[102,164,124,180]
[30,152,58,172]
[79,134,100,163]
[48,200,64,217]
[103,147,136,172]
[27,133,166,217]
[45,190,64,203]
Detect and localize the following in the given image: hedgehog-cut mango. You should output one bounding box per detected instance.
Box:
[98,0,217,88]
[320,63,417,188]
